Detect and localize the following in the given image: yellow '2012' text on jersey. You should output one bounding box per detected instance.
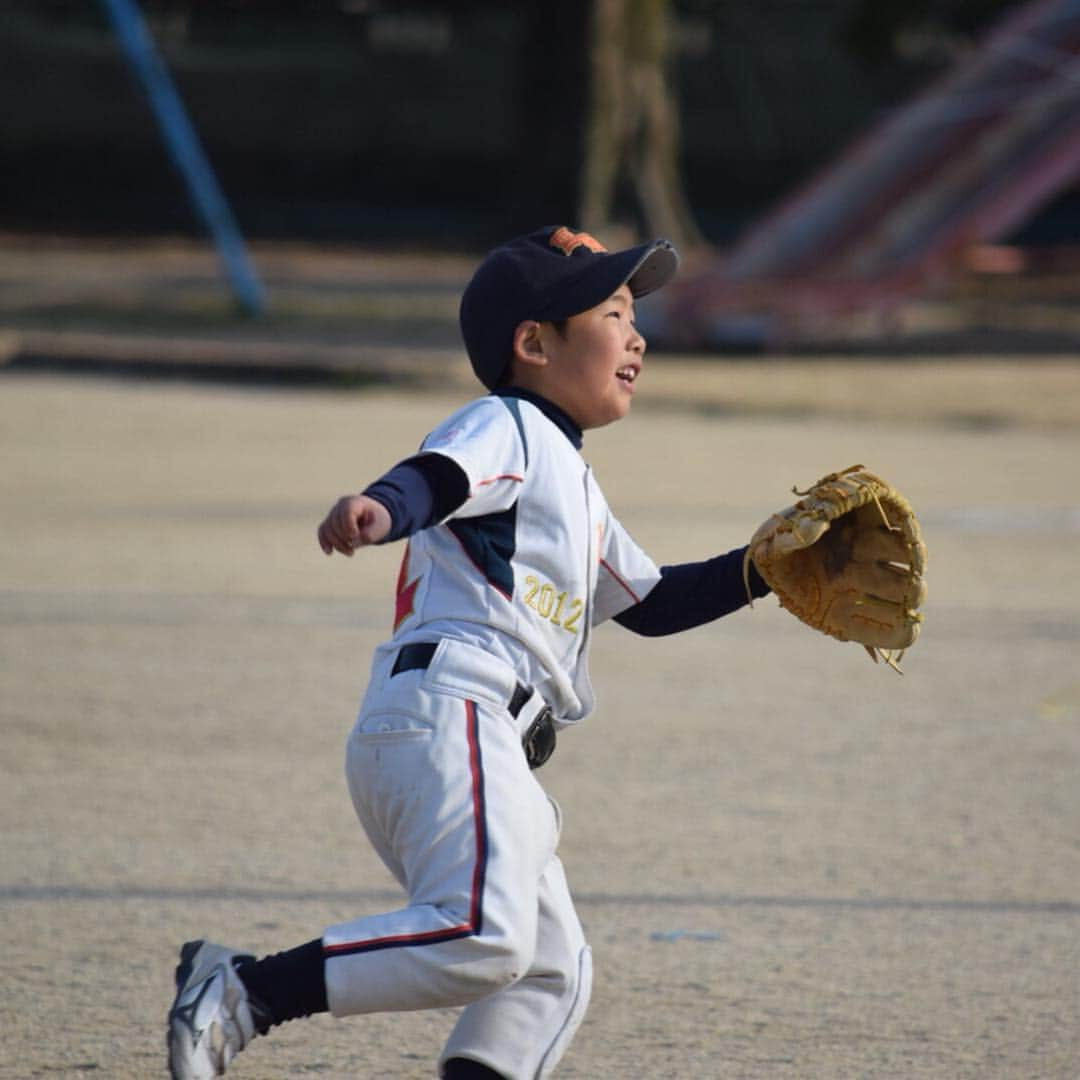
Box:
[522,574,584,634]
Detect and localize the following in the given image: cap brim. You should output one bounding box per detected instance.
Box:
[539,239,680,321]
[626,240,679,298]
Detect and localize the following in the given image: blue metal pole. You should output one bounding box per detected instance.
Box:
[99,0,266,316]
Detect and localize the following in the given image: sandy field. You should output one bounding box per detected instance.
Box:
[2,365,1080,1078]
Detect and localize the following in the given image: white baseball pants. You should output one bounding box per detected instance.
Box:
[323,638,592,1079]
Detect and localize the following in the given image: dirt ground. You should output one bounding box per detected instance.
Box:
[2,364,1080,1079]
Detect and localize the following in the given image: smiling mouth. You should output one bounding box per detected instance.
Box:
[616,365,639,385]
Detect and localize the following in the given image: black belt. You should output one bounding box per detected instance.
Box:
[391,642,556,769]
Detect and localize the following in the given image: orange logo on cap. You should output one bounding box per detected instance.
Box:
[549,227,607,256]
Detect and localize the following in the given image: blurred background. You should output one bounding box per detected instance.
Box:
[3,0,1080,361]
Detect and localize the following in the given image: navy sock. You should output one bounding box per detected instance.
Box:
[235,938,328,1034]
[442,1059,505,1079]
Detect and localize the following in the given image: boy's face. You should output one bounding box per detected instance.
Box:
[528,284,646,430]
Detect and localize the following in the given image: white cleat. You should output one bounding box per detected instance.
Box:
[167,940,264,1079]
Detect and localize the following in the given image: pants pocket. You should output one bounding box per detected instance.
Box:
[352,710,434,742]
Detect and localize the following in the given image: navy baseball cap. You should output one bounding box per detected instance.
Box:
[459,225,679,389]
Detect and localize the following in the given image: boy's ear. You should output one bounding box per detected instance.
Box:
[512,320,547,369]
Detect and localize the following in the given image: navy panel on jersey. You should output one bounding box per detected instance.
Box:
[447,504,518,600]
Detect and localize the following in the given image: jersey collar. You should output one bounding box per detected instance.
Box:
[493,387,584,449]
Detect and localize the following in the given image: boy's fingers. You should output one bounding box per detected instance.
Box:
[318,516,348,556]
[319,497,376,556]
[341,502,363,537]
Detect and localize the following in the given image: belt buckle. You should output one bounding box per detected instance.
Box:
[522,705,556,770]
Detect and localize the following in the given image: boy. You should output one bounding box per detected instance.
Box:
[167,225,770,1079]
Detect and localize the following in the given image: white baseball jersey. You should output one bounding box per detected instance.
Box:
[389,393,662,723]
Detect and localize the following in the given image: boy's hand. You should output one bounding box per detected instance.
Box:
[318,495,392,556]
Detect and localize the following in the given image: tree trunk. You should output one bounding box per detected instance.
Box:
[579,0,704,250]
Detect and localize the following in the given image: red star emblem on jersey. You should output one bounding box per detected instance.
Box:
[394,543,421,632]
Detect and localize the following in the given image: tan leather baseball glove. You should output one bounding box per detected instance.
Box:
[744,465,927,672]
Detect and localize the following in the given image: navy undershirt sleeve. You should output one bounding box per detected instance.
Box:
[613,547,771,637]
[363,453,470,543]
